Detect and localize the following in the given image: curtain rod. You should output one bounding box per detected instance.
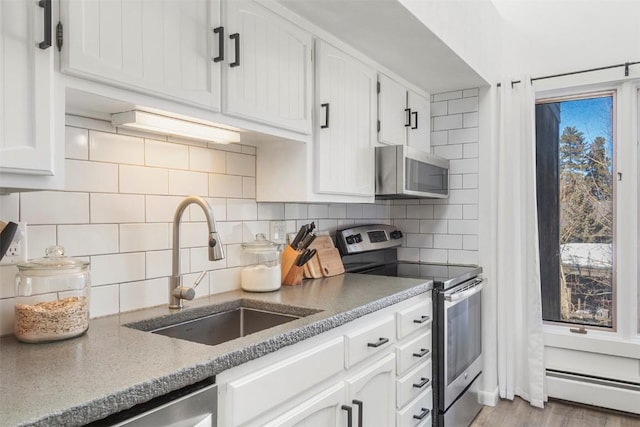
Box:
[496,60,640,87]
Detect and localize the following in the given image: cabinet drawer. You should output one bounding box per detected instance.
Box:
[345,315,395,368]
[226,337,344,426]
[396,360,432,409]
[396,295,432,340]
[396,330,432,375]
[396,388,433,427]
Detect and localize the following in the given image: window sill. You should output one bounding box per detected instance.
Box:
[543,325,640,359]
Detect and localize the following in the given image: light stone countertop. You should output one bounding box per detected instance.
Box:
[0,273,432,427]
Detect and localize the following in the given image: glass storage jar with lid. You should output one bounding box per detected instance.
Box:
[240,233,281,292]
[14,245,90,343]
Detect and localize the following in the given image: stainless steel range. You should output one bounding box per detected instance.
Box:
[337,224,484,427]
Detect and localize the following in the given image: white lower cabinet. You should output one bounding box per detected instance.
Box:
[217,293,432,427]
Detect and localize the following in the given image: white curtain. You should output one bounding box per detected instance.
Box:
[495,77,547,408]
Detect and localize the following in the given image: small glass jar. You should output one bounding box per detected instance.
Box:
[240,234,281,292]
[14,246,90,343]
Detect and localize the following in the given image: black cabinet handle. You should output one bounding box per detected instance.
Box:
[404,108,411,127]
[342,404,353,427]
[320,103,330,129]
[352,400,363,427]
[413,377,430,389]
[411,111,418,129]
[413,315,430,324]
[367,337,389,348]
[212,26,224,62]
[38,0,52,50]
[413,407,430,420]
[230,33,240,67]
[413,347,430,358]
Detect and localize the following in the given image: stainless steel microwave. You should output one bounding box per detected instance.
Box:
[375,145,449,199]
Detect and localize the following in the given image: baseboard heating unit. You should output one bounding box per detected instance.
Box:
[546,370,640,415]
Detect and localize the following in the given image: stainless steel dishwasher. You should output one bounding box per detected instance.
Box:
[88,378,217,427]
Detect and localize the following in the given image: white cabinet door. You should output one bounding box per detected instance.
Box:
[378,73,407,146]
[0,0,58,189]
[315,40,376,197]
[61,0,221,109]
[224,0,312,133]
[346,353,396,427]
[263,383,348,427]
[407,90,430,152]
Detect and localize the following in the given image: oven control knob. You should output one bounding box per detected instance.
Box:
[346,235,356,245]
[390,230,403,239]
[353,234,363,243]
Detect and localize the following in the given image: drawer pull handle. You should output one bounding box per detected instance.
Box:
[413,377,430,389]
[413,348,430,358]
[230,33,240,67]
[413,315,430,324]
[367,337,389,348]
[341,404,353,427]
[352,399,363,427]
[212,26,224,62]
[413,407,430,420]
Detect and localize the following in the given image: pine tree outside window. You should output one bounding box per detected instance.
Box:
[535,92,615,329]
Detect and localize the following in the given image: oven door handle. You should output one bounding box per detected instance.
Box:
[444,278,485,302]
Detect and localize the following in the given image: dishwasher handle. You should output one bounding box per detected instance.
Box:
[444,278,485,302]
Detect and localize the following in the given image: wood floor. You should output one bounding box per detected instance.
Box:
[470,397,640,426]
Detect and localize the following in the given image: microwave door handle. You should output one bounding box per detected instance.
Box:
[444,279,485,302]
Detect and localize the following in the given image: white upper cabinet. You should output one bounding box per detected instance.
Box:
[61,0,222,109]
[223,0,312,133]
[0,0,62,191]
[314,40,376,197]
[378,73,431,152]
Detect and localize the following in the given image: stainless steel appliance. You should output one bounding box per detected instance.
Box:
[337,224,484,426]
[375,145,449,199]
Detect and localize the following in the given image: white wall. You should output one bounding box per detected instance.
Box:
[494,0,640,78]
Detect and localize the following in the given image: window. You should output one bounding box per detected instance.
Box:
[536,92,615,328]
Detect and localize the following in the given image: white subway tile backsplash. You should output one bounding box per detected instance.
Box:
[317,219,338,233]
[449,174,463,190]
[120,165,168,195]
[91,193,145,223]
[463,88,479,97]
[209,267,242,294]
[227,153,256,177]
[224,244,245,268]
[179,222,213,247]
[227,199,257,221]
[390,205,407,218]
[448,97,478,114]
[188,197,227,222]
[406,205,434,219]
[90,284,119,318]
[431,101,448,117]
[433,145,463,160]
[328,204,347,219]
[65,160,119,193]
[397,247,420,262]
[217,222,244,245]
[146,195,188,223]
[406,233,433,248]
[21,192,89,225]
[419,248,448,263]
[433,114,463,131]
[308,204,329,219]
[434,234,463,250]
[0,265,17,298]
[463,174,479,189]
[257,203,285,220]
[58,224,119,256]
[449,250,478,265]
[26,225,57,260]
[91,252,146,286]
[448,127,478,144]
[169,170,208,196]
[463,112,479,128]
[65,126,89,160]
[120,278,168,312]
[0,194,19,221]
[448,220,478,235]
[463,205,479,220]
[145,139,189,169]
[242,221,270,242]
[346,204,364,218]
[450,159,478,174]
[209,174,243,198]
[433,91,463,102]
[463,143,479,159]
[430,130,448,146]
[146,250,172,279]
[0,298,15,336]
[90,131,144,165]
[120,223,169,253]
[190,146,226,173]
[285,204,308,220]
[393,219,420,233]
[434,205,463,220]
[420,219,447,234]
[463,235,479,251]
[448,189,478,204]
[190,247,227,273]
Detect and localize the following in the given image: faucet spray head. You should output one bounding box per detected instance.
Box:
[209,232,224,261]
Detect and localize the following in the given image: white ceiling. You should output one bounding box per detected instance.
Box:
[278,0,489,93]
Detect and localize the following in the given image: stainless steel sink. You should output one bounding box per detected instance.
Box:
[125,299,321,347]
[150,307,301,346]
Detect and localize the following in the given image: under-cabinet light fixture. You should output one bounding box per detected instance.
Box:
[111,110,240,144]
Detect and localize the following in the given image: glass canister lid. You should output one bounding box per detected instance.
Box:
[241,233,280,253]
[16,245,89,274]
